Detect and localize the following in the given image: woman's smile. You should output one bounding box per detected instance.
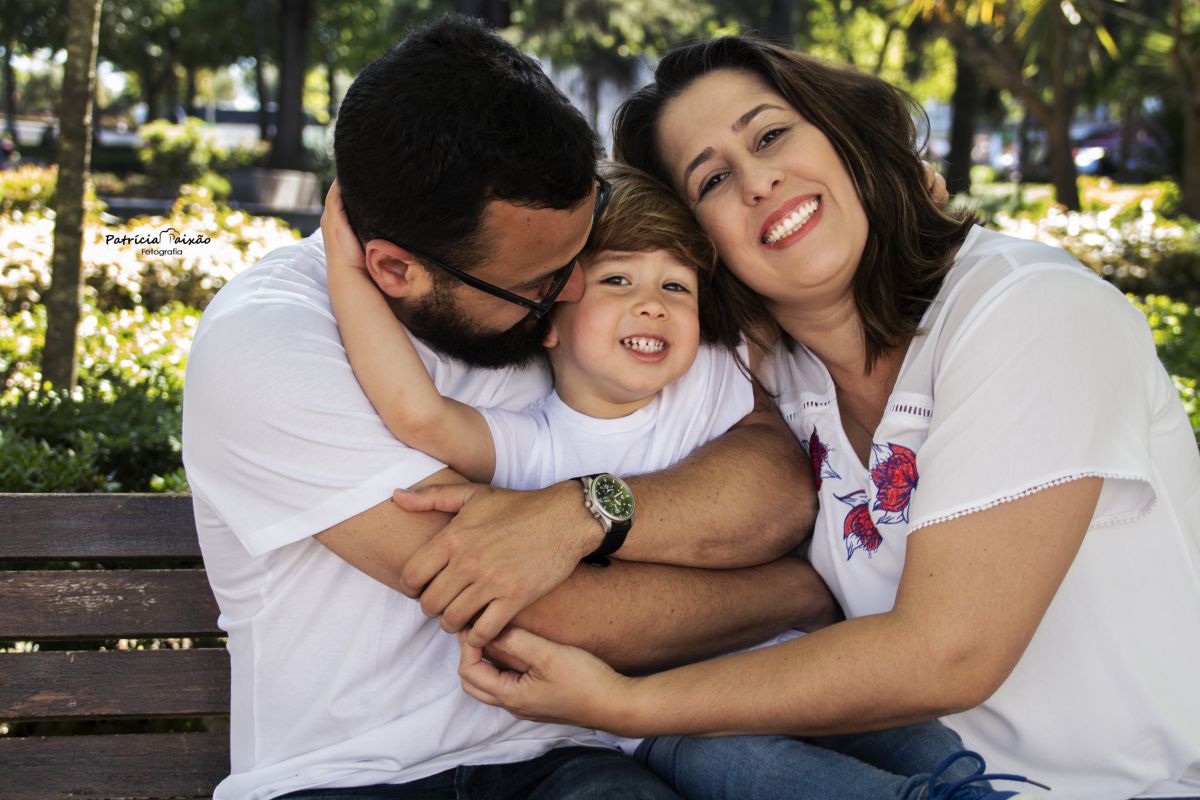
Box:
[761,194,822,246]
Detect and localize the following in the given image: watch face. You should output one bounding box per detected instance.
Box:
[593,475,635,521]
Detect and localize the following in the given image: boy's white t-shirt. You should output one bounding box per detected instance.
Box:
[482,342,754,486]
[183,234,609,800]
[764,226,1200,799]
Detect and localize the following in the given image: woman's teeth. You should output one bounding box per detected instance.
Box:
[622,337,667,353]
[763,198,819,244]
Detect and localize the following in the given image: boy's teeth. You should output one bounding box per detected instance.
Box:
[622,337,667,353]
[763,198,819,244]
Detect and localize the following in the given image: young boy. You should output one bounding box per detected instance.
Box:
[323,162,1008,800]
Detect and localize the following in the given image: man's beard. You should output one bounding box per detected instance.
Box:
[397,285,547,369]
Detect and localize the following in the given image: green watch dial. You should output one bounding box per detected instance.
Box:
[593,475,635,521]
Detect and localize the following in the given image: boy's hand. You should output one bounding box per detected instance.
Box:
[321,181,368,275]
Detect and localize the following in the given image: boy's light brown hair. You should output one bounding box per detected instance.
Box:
[582,161,744,350]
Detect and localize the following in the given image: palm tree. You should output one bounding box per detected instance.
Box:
[910,0,1124,211]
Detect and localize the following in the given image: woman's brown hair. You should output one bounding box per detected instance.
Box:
[613,36,979,369]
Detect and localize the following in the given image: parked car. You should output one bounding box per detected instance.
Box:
[1073,124,1169,178]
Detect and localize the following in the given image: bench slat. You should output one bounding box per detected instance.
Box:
[0,650,230,720]
[0,571,221,639]
[0,732,227,799]
[0,493,199,560]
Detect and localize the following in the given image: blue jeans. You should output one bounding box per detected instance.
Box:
[277,745,681,800]
[635,720,986,800]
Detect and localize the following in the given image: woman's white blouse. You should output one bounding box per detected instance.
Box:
[764,226,1200,799]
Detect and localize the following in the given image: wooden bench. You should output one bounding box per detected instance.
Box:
[0,493,229,799]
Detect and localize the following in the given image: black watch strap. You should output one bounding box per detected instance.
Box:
[583,517,632,567]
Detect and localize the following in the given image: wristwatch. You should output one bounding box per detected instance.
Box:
[579,473,635,567]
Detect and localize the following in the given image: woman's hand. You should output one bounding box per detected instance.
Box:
[320,181,367,276]
[458,627,640,732]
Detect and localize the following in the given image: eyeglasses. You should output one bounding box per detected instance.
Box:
[405,176,611,320]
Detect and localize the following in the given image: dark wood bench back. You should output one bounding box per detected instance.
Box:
[0,494,229,799]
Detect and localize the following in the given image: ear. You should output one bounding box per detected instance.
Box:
[363,239,427,299]
[542,320,560,350]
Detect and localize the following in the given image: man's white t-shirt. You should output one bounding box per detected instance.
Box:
[183,234,608,800]
[765,226,1200,799]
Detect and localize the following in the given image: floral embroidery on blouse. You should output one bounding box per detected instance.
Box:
[869,442,919,524]
[802,427,841,491]
[835,490,883,560]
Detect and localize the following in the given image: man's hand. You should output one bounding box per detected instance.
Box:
[393,480,602,647]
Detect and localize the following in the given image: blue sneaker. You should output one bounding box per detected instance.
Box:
[926,750,1051,799]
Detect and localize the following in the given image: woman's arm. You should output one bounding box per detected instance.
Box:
[322,183,496,483]
[459,476,1101,736]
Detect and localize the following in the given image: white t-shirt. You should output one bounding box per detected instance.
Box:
[484,341,802,757]
[482,342,754,487]
[182,233,608,800]
[765,226,1200,799]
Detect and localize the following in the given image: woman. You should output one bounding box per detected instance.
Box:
[456,35,1200,800]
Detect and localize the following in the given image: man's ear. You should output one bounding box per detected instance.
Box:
[363,239,426,298]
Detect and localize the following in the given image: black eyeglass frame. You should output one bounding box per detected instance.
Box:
[403,176,612,320]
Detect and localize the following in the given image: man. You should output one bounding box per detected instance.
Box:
[183,15,830,800]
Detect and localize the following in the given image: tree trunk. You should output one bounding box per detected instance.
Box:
[3,35,17,138]
[454,0,510,28]
[183,65,197,118]
[765,0,795,45]
[255,0,272,142]
[140,64,161,123]
[1047,107,1080,211]
[1169,0,1199,217]
[326,58,337,123]
[947,49,979,197]
[163,59,180,122]
[1042,6,1079,211]
[42,0,102,391]
[270,0,311,169]
[1183,98,1200,218]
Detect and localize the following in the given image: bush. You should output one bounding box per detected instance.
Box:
[0,164,59,215]
[137,119,268,195]
[993,202,1200,304]
[0,377,182,492]
[137,119,219,188]
[0,184,299,315]
[1,305,195,492]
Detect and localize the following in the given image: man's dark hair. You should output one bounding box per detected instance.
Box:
[334,15,601,270]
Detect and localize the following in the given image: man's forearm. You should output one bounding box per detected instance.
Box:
[511,556,836,674]
[618,405,816,569]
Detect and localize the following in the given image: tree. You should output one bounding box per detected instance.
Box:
[313,0,407,123]
[457,0,511,27]
[270,0,313,169]
[912,0,1124,211]
[946,47,980,196]
[99,0,186,122]
[506,0,716,130]
[42,0,102,390]
[1168,0,1199,216]
[1,0,67,136]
